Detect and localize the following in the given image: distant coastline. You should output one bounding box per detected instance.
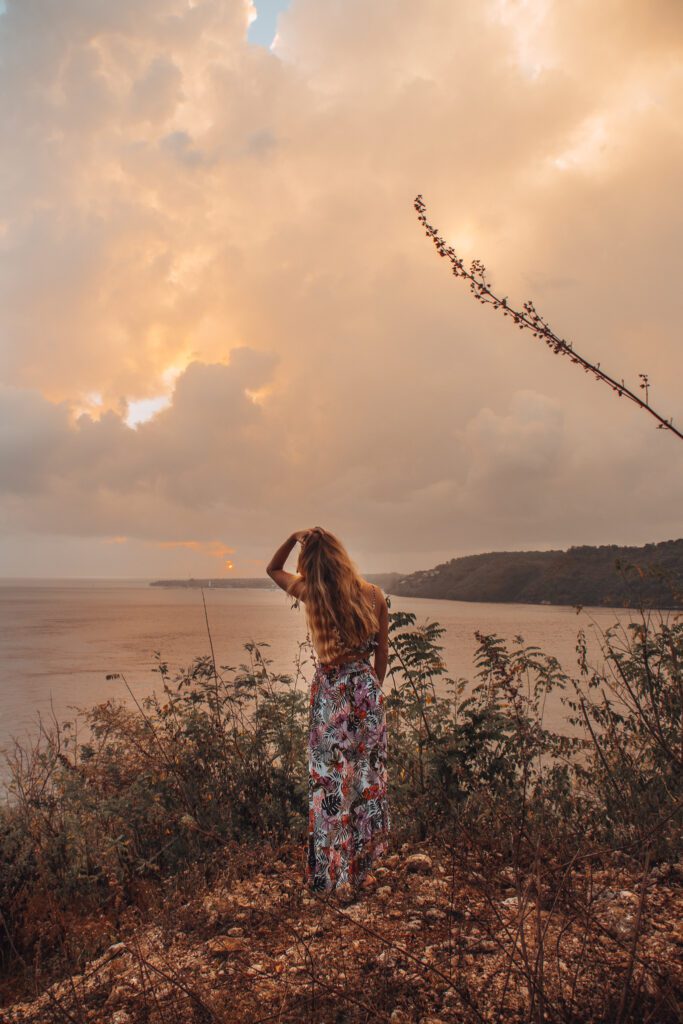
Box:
[390,538,683,609]
[148,542,682,608]
[149,572,403,591]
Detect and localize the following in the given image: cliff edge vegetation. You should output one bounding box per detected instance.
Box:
[1,595,681,1021]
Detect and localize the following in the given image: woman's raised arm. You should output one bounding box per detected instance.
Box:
[266,530,309,595]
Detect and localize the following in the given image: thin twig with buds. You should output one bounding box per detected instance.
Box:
[414,194,682,441]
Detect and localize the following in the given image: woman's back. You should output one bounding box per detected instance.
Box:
[298,577,379,666]
[324,579,379,666]
[265,527,391,893]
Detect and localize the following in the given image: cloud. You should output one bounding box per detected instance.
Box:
[0,0,681,575]
[462,390,565,493]
[129,55,185,124]
[0,347,282,536]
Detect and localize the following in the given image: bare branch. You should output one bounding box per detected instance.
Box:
[414,194,682,442]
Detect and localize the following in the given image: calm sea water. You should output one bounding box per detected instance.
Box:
[0,579,651,791]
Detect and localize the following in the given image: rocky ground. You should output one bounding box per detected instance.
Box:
[3,839,682,1024]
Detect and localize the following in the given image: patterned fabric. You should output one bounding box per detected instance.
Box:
[305,648,391,892]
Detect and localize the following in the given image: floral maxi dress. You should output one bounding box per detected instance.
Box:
[305,620,391,892]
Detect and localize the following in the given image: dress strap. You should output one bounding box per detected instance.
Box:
[372,584,377,610]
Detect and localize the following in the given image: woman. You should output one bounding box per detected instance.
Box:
[266,526,391,896]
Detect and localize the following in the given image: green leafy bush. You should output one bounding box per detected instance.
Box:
[0,604,680,987]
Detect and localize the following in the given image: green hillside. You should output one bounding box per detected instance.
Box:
[388,538,683,608]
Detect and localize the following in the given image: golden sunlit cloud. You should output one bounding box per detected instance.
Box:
[125,394,172,427]
[245,385,273,406]
[68,391,106,424]
[491,0,552,79]
[550,114,608,173]
[161,360,195,388]
[125,359,199,427]
[0,0,682,578]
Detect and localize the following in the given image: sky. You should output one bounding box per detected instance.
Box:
[247,0,290,48]
[0,0,682,579]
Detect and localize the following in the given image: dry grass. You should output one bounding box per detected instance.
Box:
[4,834,682,1024]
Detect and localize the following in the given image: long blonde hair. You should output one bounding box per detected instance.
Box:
[287,527,378,661]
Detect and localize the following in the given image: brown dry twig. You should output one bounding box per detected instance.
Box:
[414,194,682,441]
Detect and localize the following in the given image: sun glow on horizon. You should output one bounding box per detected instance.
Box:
[157,539,237,573]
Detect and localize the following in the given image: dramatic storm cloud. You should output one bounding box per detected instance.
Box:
[0,0,681,577]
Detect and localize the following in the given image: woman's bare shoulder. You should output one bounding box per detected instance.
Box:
[359,578,386,606]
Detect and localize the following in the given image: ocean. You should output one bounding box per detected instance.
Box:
[0,578,651,792]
